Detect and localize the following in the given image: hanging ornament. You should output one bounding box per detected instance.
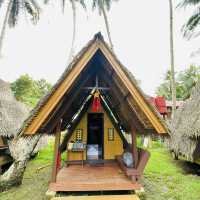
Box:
[92,90,101,112]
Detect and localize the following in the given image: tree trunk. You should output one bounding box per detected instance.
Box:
[169,0,176,118]
[0,135,41,191]
[67,0,76,63]
[101,1,114,50]
[0,0,13,56]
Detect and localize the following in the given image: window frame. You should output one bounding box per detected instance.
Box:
[76,129,83,142]
[108,128,114,141]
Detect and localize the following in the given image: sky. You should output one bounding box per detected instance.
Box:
[0,0,200,96]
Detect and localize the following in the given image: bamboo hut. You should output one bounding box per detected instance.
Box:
[19,33,169,195]
[168,80,200,163]
[0,79,47,170]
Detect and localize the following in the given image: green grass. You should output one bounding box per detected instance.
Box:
[141,146,200,200]
[0,141,200,200]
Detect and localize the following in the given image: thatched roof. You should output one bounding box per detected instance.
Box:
[168,81,200,161]
[0,79,30,137]
[0,79,49,152]
[18,32,168,136]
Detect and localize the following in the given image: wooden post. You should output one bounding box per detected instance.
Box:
[131,125,138,169]
[51,121,61,183]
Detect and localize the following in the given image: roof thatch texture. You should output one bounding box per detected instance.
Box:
[0,79,49,152]
[168,81,200,161]
[0,79,30,137]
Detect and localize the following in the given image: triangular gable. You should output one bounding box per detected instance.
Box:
[20,33,168,135]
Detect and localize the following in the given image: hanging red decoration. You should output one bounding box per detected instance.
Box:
[92,90,101,112]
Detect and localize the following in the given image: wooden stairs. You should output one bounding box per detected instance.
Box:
[51,195,140,200]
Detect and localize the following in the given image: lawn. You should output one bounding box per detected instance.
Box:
[0,141,200,200]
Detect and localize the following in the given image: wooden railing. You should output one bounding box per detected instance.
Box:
[116,148,150,182]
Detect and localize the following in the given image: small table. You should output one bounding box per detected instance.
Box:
[66,149,85,167]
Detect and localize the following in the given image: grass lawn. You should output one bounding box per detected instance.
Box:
[0,141,200,200]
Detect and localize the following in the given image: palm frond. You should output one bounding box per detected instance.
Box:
[8,0,20,27]
[43,0,50,4]
[104,0,111,11]
[182,7,200,39]
[24,0,40,24]
[178,0,200,8]
[0,0,4,9]
[77,0,86,10]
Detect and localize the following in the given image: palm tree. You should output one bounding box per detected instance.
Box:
[179,0,200,39]
[169,0,176,118]
[92,0,117,50]
[44,0,86,62]
[0,0,40,56]
[68,0,86,62]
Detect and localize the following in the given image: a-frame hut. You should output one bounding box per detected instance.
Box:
[19,33,168,192]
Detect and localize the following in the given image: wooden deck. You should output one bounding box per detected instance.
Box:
[49,163,142,192]
[51,195,140,200]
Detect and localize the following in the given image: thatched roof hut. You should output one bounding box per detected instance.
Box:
[0,79,30,138]
[168,81,200,162]
[0,79,48,152]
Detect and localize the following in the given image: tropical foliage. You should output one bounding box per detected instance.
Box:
[156,65,200,100]
[92,0,118,50]
[179,0,200,38]
[11,74,52,107]
[0,0,41,54]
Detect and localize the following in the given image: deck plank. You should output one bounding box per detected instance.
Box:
[49,163,142,192]
[51,195,140,200]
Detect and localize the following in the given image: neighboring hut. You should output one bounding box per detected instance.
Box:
[19,33,169,194]
[0,79,47,170]
[168,81,200,163]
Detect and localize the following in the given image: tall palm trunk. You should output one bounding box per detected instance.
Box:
[68,0,76,63]
[169,0,176,118]
[0,135,42,191]
[0,0,13,56]
[101,1,114,50]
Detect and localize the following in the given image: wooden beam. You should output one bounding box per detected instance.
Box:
[99,43,167,134]
[24,42,98,135]
[51,121,61,183]
[131,125,138,168]
[100,96,129,149]
[99,72,146,134]
[41,71,94,133]
[60,98,92,152]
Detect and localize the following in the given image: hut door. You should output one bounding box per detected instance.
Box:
[87,113,104,160]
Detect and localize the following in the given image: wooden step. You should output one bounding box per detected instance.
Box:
[51,195,140,200]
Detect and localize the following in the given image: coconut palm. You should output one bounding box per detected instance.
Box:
[169,0,176,118]
[92,0,117,50]
[179,0,200,38]
[0,0,40,56]
[68,0,86,62]
[44,0,86,62]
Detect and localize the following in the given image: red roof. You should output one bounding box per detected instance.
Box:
[149,96,167,114]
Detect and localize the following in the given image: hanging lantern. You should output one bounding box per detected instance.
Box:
[92,90,101,112]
